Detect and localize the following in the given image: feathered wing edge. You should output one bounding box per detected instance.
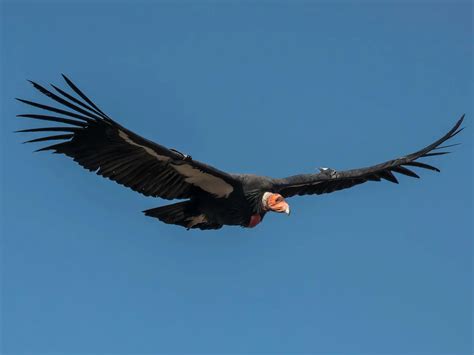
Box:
[16,75,112,151]
[273,115,465,197]
[16,75,238,200]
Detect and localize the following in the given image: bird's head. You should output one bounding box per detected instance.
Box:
[262,192,290,215]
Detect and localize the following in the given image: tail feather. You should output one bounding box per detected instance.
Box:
[144,201,193,224]
[143,201,222,230]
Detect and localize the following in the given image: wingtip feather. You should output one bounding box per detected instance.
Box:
[422,151,451,157]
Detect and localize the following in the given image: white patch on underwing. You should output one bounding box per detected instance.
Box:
[171,163,233,198]
[186,214,207,228]
[118,130,170,162]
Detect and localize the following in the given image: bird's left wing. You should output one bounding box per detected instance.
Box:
[16,75,239,200]
[272,116,464,198]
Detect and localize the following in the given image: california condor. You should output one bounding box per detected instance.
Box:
[17,75,464,230]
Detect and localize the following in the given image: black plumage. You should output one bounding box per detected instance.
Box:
[17,75,465,230]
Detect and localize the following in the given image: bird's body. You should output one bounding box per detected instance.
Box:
[145,174,277,229]
[17,76,464,230]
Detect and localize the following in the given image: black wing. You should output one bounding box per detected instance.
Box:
[272,116,465,198]
[16,75,239,200]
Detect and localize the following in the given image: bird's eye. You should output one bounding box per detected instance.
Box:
[275,196,283,203]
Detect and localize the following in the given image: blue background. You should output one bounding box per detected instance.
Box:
[1,1,472,354]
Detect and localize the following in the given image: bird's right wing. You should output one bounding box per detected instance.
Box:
[272,116,464,198]
[17,75,240,200]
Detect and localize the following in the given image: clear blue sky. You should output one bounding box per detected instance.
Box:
[1,1,472,354]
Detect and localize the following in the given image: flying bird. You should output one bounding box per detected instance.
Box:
[17,75,464,230]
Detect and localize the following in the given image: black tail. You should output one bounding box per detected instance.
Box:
[143,201,222,230]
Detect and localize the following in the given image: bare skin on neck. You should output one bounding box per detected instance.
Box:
[248,192,290,228]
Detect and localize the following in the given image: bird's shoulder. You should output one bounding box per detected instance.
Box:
[230,174,275,191]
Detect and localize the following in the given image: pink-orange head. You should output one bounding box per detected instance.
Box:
[263,192,290,215]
